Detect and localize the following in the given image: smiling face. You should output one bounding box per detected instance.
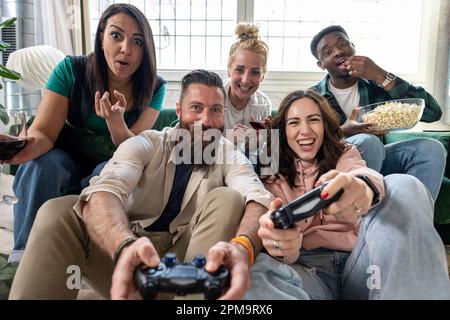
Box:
[285,97,324,163]
[316,31,355,80]
[101,13,144,83]
[176,83,225,133]
[227,50,265,107]
[175,83,225,167]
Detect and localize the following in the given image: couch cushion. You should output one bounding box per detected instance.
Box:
[384,131,450,177]
[436,177,450,224]
[153,108,178,131]
[384,131,450,225]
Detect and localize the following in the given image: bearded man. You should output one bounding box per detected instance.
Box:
[10,69,272,300]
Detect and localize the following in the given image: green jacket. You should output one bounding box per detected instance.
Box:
[312,75,442,125]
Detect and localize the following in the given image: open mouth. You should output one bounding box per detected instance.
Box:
[297,138,316,152]
[298,138,315,147]
[336,57,348,71]
[237,83,253,92]
[116,60,129,66]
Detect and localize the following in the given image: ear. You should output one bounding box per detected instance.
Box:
[317,61,325,70]
[176,102,182,119]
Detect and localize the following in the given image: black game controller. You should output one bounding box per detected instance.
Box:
[271,182,344,229]
[134,253,229,300]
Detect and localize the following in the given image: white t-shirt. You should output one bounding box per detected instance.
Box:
[327,79,360,118]
[223,80,272,130]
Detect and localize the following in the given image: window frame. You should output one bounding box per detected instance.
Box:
[80,0,441,93]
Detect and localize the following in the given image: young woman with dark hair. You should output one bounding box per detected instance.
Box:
[243,89,450,299]
[7,3,166,262]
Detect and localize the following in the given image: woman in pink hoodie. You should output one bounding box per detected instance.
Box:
[245,89,450,299]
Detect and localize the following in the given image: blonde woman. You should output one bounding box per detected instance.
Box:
[225,22,272,132]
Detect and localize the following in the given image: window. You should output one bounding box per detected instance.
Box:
[87,0,237,70]
[85,0,439,88]
[254,0,423,74]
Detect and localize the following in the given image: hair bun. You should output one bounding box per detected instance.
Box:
[235,22,259,41]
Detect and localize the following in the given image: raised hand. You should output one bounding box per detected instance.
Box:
[95,90,127,124]
[344,55,387,85]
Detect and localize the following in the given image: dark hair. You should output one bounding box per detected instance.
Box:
[86,3,157,111]
[310,25,349,60]
[272,89,346,188]
[179,69,226,104]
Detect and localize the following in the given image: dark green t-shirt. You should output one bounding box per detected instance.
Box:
[45,56,166,132]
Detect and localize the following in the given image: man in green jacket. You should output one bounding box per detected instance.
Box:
[310,25,446,201]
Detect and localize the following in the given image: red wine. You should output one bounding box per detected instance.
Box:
[0,136,26,160]
[249,121,265,130]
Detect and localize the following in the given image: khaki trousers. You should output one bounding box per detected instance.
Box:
[9,187,244,299]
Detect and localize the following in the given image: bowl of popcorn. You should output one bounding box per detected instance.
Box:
[357,98,424,131]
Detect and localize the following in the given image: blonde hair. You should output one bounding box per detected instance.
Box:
[227,22,269,74]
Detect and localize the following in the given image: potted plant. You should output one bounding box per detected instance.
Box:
[0,17,21,122]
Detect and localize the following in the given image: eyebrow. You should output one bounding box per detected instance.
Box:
[189,102,224,109]
[110,24,144,37]
[235,64,260,70]
[320,36,347,54]
[287,113,322,121]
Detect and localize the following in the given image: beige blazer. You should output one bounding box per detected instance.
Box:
[74,126,273,238]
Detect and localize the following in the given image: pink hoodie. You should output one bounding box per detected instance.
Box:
[264,145,385,252]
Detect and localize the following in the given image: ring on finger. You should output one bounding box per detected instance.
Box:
[351,201,362,214]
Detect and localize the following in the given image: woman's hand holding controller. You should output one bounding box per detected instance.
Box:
[316,170,374,223]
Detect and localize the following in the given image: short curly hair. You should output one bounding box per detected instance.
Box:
[310,25,349,60]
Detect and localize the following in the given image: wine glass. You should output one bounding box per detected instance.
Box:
[0,109,27,205]
[248,103,269,130]
[246,104,269,167]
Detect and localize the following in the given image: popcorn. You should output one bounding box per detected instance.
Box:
[361,101,423,130]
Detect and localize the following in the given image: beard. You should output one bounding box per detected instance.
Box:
[175,118,224,171]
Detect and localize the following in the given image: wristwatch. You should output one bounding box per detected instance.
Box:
[380,72,396,89]
[355,174,381,206]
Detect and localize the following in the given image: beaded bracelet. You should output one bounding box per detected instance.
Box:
[113,237,137,265]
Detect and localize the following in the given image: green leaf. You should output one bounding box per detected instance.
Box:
[0,17,17,29]
[0,41,11,52]
[0,64,21,80]
[0,110,9,125]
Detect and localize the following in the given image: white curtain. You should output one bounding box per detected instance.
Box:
[34,0,79,55]
[434,0,450,124]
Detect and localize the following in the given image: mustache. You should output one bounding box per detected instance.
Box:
[179,121,218,133]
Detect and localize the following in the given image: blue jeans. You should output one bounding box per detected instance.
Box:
[347,134,446,201]
[246,174,450,300]
[12,149,107,250]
